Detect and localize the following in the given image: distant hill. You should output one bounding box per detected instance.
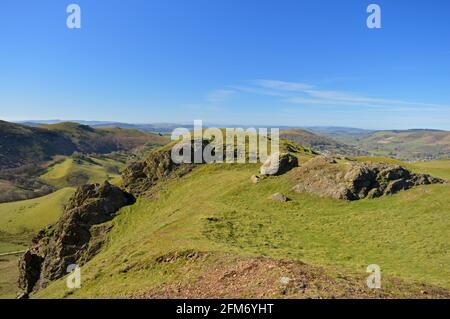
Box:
[0,120,169,170]
[329,129,450,161]
[0,121,76,170]
[280,128,367,156]
[0,120,169,203]
[13,120,450,161]
[18,120,194,134]
[306,126,374,136]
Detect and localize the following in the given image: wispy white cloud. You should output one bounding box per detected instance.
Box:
[205,89,236,103]
[254,80,314,92]
[230,79,449,110]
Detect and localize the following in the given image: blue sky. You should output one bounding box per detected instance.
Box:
[1,0,449,129]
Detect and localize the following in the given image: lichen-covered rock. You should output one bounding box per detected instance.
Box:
[291,156,445,201]
[18,182,135,294]
[260,152,299,176]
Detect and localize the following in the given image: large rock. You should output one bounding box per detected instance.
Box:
[292,156,445,201]
[18,182,135,294]
[260,152,299,176]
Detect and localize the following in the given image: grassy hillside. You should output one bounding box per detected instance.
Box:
[0,188,74,237]
[0,120,169,170]
[43,123,169,154]
[0,120,76,169]
[40,155,125,188]
[0,120,169,203]
[412,160,450,180]
[0,255,20,299]
[34,158,450,298]
[356,156,450,180]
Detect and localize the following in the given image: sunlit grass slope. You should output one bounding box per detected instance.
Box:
[37,157,450,298]
[0,188,74,236]
[356,156,450,180]
[412,160,450,180]
[40,156,124,188]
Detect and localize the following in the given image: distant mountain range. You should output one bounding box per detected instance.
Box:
[17,120,195,134]
[10,119,450,161]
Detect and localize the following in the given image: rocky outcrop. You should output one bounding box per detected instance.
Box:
[123,138,298,195]
[121,140,206,196]
[122,149,192,196]
[260,152,299,176]
[18,182,135,295]
[292,157,445,201]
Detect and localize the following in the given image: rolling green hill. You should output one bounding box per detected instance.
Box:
[39,155,125,188]
[0,187,74,237]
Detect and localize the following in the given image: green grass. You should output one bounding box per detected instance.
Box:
[35,159,450,298]
[0,255,20,298]
[0,188,74,236]
[0,179,30,202]
[40,156,125,188]
[412,160,450,180]
[356,156,450,180]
